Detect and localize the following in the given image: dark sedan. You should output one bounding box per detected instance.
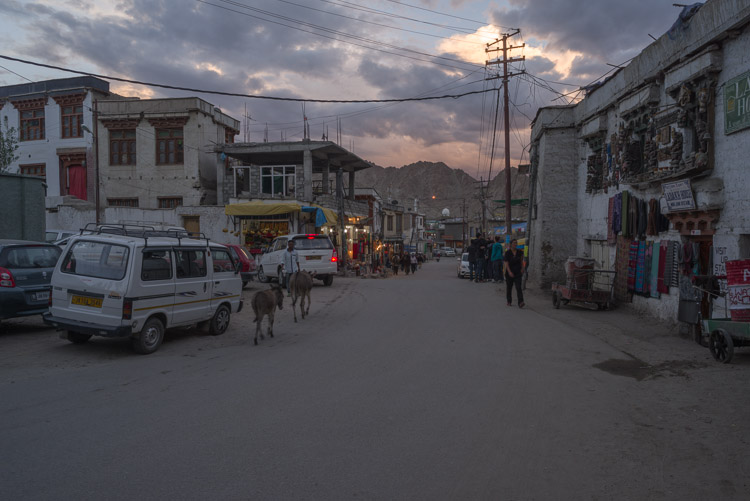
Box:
[0,240,61,321]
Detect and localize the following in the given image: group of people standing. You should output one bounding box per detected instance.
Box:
[387,251,425,276]
[467,232,526,308]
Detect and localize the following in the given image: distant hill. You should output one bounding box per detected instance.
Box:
[355,161,529,222]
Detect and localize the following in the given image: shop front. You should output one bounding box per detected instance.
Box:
[225,201,337,255]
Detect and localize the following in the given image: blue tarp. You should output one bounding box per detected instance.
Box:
[301,206,328,227]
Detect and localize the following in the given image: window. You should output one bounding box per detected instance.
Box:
[292,236,333,250]
[19,164,46,178]
[141,250,173,281]
[61,104,83,138]
[175,249,207,278]
[156,128,184,164]
[20,108,45,141]
[158,197,183,209]
[0,245,61,269]
[387,215,393,231]
[108,198,139,207]
[211,248,236,273]
[260,166,296,197]
[396,215,403,232]
[61,241,130,280]
[110,130,136,165]
[272,238,288,252]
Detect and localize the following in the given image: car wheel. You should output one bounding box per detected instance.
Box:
[257,266,269,283]
[323,275,333,286]
[67,331,92,344]
[132,317,165,355]
[210,305,231,336]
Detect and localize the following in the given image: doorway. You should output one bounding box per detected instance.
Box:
[183,216,200,235]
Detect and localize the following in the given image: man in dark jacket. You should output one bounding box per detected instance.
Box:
[467,237,478,281]
[474,232,488,282]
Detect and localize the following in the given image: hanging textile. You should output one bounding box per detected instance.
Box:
[621,191,630,238]
[607,197,616,245]
[627,240,639,292]
[646,199,658,236]
[635,241,647,293]
[658,241,669,294]
[643,241,653,295]
[650,243,661,298]
[614,236,633,303]
[613,193,622,234]
[637,199,648,239]
[628,196,638,238]
[692,242,701,276]
[671,242,680,287]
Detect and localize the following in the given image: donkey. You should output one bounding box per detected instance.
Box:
[251,284,284,345]
[289,270,315,323]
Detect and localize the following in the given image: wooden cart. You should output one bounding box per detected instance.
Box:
[703,318,750,364]
[551,270,616,311]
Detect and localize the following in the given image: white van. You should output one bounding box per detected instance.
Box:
[257,234,337,286]
[43,228,243,354]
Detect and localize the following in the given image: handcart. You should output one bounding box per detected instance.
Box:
[551,269,616,311]
[703,318,750,364]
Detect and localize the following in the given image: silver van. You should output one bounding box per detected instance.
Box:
[43,227,243,354]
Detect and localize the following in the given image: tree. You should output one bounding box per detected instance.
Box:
[0,116,20,173]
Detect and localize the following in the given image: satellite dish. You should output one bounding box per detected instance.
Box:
[441,208,450,217]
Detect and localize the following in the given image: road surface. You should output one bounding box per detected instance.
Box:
[1,260,749,499]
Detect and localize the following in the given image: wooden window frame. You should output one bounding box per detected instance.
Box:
[20,108,45,141]
[61,104,84,138]
[19,163,46,178]
[107,198,139,208]
[109,129,137,165]
[158,196,183,209]
[155,128,184,165]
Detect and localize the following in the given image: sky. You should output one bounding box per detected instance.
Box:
[0,0,684,179]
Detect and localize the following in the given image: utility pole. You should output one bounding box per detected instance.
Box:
[486,30,525,240]
[336,168,347,274]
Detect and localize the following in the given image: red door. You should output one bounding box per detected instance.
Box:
[68,165,87,200]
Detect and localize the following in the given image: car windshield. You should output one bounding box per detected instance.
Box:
[60,240,130,280]
[462,253,469,262]
[292,236,333,250]
[0,245,61,269]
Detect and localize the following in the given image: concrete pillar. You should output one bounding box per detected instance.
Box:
[348,170,355,200]
[304,149,313,201]
[216,152,225,205]
[322,160,330,194]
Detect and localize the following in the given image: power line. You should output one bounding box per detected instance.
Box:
[271,0,487,45]
[0,55,495,104]
[201,0,483,72]
[383,0,505,27]
[0,65,33,83]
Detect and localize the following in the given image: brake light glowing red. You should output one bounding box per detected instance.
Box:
[307,236,315,239]
[0,267,15,287]
[331,249,338,263]
[122,299,133,320]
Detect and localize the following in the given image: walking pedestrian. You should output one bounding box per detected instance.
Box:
[467,236,478,281]
[504,238,526,307]
[410,252,418,273]
[282,240,300,297]
[403,251,410,275]
[491,236,505,283]
[474,232,488,283]
[391,252,400,275]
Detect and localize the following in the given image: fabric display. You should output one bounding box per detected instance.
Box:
[627,241,638,292]
[658,240,669,294]
[635,241,647,293]
[650,243,661,298]
[608,192,670,242]
[607,197,616,245]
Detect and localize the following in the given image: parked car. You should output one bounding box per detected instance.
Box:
[43,227,243,354]
[225,243,257,288]
[0,240,62,321]
[45,230,75,244]
[257,234,337,286]
[443,248,456,257]
[457,252,470,278]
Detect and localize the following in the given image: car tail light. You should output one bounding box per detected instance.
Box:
[0,267,15,287]
[122,299,133,320]
[331,249,338,263]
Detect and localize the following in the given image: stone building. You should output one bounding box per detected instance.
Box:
[528,0,750,323]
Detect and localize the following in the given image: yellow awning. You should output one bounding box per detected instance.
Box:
[225,201,338,225]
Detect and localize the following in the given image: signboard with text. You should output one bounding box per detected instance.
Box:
[725,70,750,134]
[662,179,696,212]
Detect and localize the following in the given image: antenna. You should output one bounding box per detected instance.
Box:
[264,122,268,143]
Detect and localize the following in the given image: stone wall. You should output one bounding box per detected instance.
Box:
[0,173,45,240]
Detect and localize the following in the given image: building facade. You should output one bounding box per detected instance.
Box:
[528,0,750,323]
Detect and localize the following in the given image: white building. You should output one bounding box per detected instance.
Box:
[0,76,112,205]
[528,0,750,324]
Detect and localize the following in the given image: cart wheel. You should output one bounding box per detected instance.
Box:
[709,329,734,364]
[552,291,561,309]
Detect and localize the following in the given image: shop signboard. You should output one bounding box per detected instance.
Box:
[725,70,750,134]
[662,179,696,212]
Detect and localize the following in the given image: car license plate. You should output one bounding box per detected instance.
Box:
[306,255,321,260]
[71,295,103,308]
[33,291,50,302]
